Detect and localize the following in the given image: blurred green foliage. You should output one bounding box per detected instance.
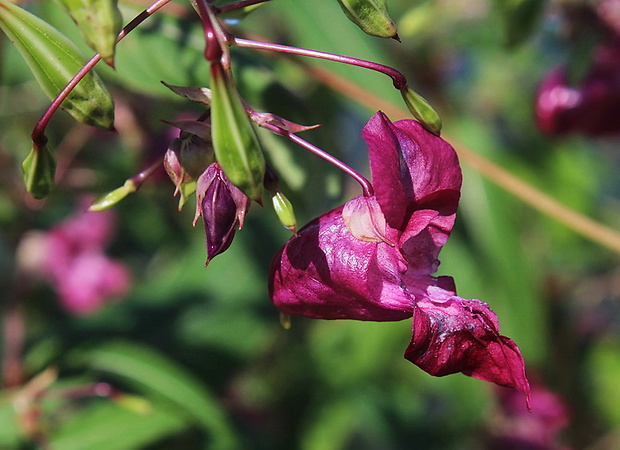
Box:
[1,0,620,448]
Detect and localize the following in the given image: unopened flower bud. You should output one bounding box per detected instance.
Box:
[400,87,442,135]
[336,0,398,39]
[164,130,214,210]
[22,143,56,199]
[195,163,251,265]
[272,192,297,234]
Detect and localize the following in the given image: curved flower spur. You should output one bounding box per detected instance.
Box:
[269,111,531,406]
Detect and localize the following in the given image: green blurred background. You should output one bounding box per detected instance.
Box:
[1,0,619,448]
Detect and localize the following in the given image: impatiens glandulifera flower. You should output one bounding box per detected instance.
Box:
[535,39,620,136]
[195,162,251,265]
[269,111,530,403]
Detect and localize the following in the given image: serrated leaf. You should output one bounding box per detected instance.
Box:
[0,0,114,129]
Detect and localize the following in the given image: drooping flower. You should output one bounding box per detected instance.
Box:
[269,111,530,402]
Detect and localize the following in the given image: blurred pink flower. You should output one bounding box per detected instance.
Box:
[269,112,530,402]
[21,206,131,315]
[535,39,620,136]
[489,385,571,449]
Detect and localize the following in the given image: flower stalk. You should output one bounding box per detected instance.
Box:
[260,121,374,197]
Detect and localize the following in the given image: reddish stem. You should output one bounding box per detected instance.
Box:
[215,0,271,14]
[261,122,374,197]
[232,38,408,90]
[129,159,162,189]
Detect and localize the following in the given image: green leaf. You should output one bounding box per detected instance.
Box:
[49,399,186,450]
[492,0,546,47]
[0,395,21,448]
[77,341,238,450]
[0,0,114,129]
[22,144,56,199]
[336,0,398,39]
[56,0,123,65]
[210,63,265,202]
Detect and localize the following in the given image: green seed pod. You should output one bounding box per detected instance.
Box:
[0,0,115,130]
[56,0,123,65]
[336,0,398,39]
[400,87,442,135]
[210,63,265,202]
[22,144,56,199]
[272,191,297,234]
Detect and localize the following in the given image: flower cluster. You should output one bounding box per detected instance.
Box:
[269,112,530,401]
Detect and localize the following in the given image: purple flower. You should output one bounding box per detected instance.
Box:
[269,112,530,401]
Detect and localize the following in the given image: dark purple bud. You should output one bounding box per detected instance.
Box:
[195,163,251,264]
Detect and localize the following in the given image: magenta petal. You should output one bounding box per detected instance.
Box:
[364,112,462,229]
[404,293,531,404]
[363,112,410,230]
[269,205,413,321]
[392,119,461,213]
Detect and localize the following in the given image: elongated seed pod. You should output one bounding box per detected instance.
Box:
[0,0,114,130]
